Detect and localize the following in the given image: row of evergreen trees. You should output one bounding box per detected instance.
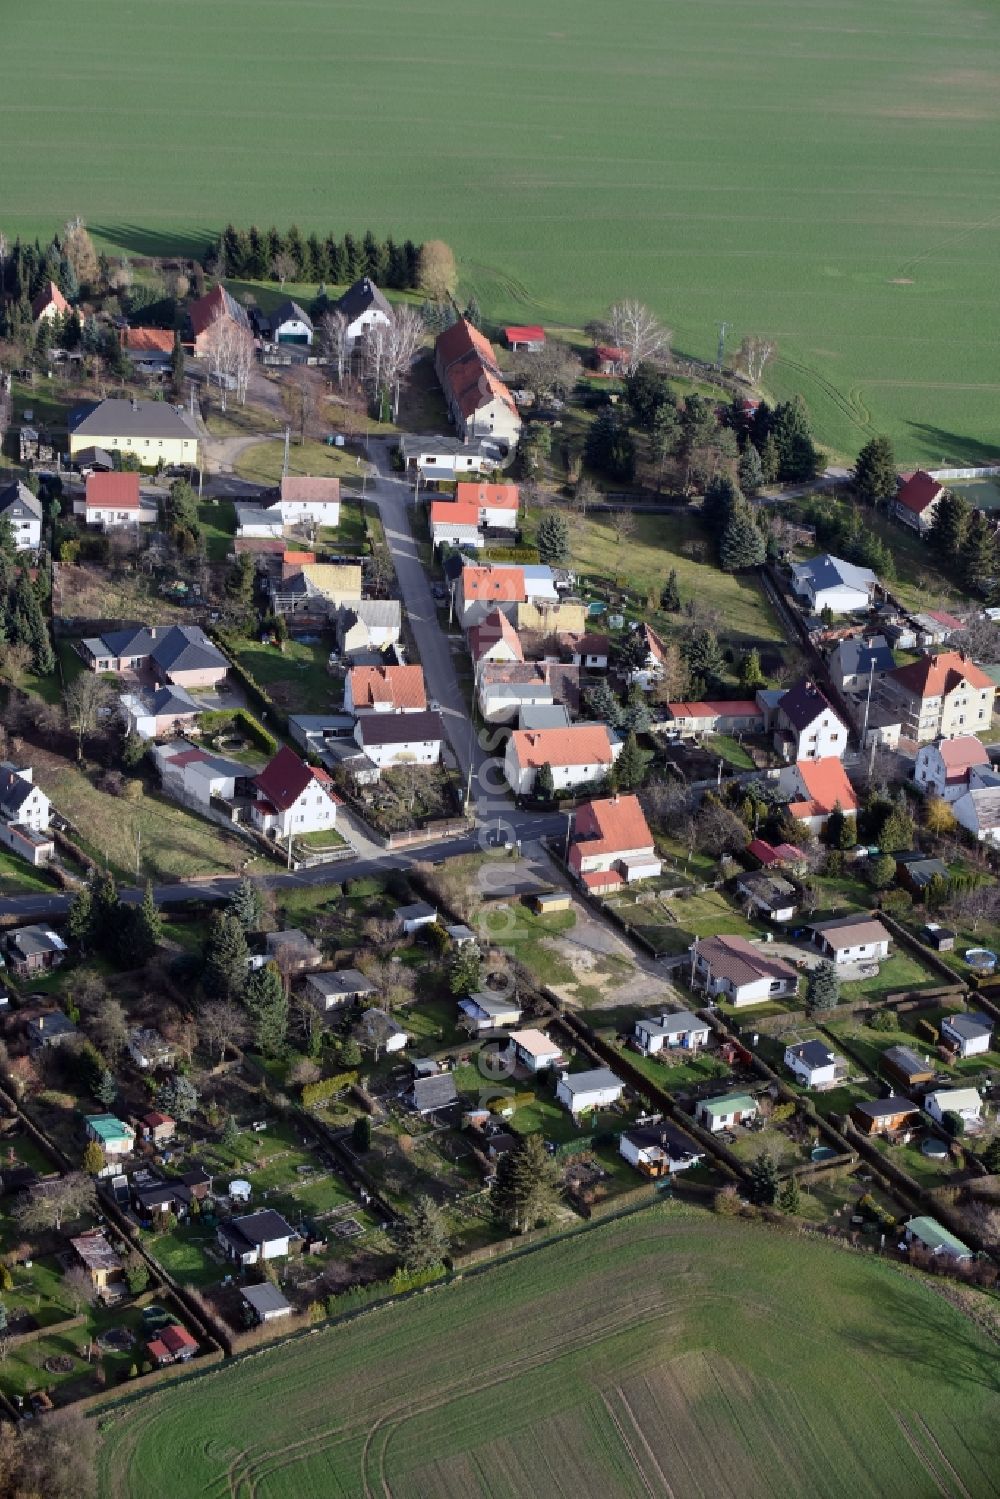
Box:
[0,516,55,674]
[205,224,422,290]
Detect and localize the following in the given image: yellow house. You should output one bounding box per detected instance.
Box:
[69,398,199,469]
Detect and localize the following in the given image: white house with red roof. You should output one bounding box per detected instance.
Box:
[251,746,339,839]
[894,471,946,534]
[664,700,763,737]
[779,757,858,834]
[504,723,620,795]
[457,563,528,627]
[80,471,158,529]
[690,935,798,1007]
[31,280,70,324]
[628,624,672,692]
[567,794,661,893]
[434,319,521,450]
[273,476,340,528]
[454,482,519,530]
[429,499,484,550]
[914,735,991,802]
[467,609,524,665]
[503,325,545,351]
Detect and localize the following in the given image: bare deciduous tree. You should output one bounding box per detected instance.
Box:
[15,1173,95,1234]
[513,341,582,403]
[606,300,669,374]
[62,1264,97,1315]
[319,309,352,384]
[271,252,296,287]
[204,318,254,411]
[86,996,128,1063]
[610,508,637,547]
[568,477,600,516]
[199,999,247,1064]
[63,673,112,761]
[382,306,424,419]
[736,335,776,385]
[281,369,323,443]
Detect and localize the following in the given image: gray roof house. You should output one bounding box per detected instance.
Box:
[241,1282,292,1323]
[304,968,378,1012]
[26,1011,78,1050]
[829,635,895,693]
[70,398,199,443]
[0,481,43,550]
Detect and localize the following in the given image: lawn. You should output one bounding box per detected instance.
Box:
[234,439,366,489]
[838,948,941,1004]
[649,888,762,957]
[524,507,784,648]
[98,1201,1000,1499]
[230,637,334,715]
[0,848,58,898]
[196,499,236,563]
[34,761,254,882]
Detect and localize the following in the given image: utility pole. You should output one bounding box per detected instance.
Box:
[716,322,730,371]
[135,825,141,880]
[282,425,290,479]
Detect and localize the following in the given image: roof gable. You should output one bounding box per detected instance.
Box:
[254,746,318,810]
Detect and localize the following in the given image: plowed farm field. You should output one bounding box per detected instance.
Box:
[97,1204,1000,1498]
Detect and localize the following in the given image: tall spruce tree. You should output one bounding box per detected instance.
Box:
[928,489,970,565]
[719,499,766,571]
[244,961,288,1056]
[490,1133,562,1232]
[393,1195,449,1272]
[806,961,840,1014]
[738,443,764,496]
[961,509,997,593]
[203,910,250,1002]
[853,435,897,506]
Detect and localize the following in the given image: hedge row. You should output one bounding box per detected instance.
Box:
[302,1072,358,1109]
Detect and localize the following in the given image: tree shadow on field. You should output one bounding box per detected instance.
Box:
[845,1280,1000,1397]
[905,424,1000,468]
[89,222,214,261]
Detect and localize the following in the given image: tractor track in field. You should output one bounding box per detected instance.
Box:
[774,354,876,439]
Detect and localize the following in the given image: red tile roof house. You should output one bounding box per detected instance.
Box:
[188,283,252,357]
[250,746,340,841]
[457,563,527,627]
[433,319,522,451]
[690,935,799,1008]
[627,625,672,692]
[454,481,520,530]
[123,326,175,373]
[503,325,545,351]
[80,471,158,529]
[344,664,427,715]
[31,280,70,323]
[567,794,662,893]
[665,700,763,737]
[429,499,484,551]
[780,756,859,834]
[878,651,996,743]
[560,632,611,671]
[504,724,621,796]
[147,1323,198,1366]
[893,470,946,534]
[914,734,990,802]
[273,475,341,528]
[468,608,524,665]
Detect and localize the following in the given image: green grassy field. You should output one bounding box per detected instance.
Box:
[6,0,1000,463]
[96,1203,1000,1498]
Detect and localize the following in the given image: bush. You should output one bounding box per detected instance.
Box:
[869,1008,896,1032]
[771,1101,796,1124]
[713,1185,741,1215]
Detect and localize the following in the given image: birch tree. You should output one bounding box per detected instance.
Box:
[204,318,254,410]
[736,335,776,385]
[319,310,352,383]
[606,300,669,374]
